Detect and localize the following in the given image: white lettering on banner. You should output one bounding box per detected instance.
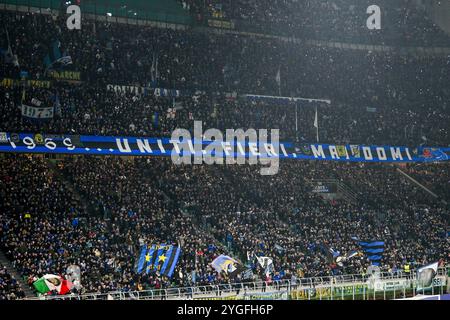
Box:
[21,104,54,119]
[23,136,36,149]
[405,148,413,161]
[248,142,260,157]
[2,134,448,166]
[63,138,75,150]
[376,147,387,161]
[280,144,289,157]
[136,139,153,154]
[264,143,278,157]
[116,139,131,153]
[329,145,339,159]
[311,145,325,158]
[170,140,181,154]
[44,138,57,150]
[8,137,17,149]
[374,279,410,292]
[108,84,183,97]
[390,147,403,160]
[157,139,166,154]
[225,128,258,165]
[362,147,373,160]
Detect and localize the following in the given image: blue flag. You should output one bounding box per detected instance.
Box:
[153,112,159,128]
[136,245,148,273]
[161,246,181,278]
[145,245,156,274]
[153,244,167,272]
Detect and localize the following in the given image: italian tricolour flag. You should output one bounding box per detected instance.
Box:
[33,274,73,295]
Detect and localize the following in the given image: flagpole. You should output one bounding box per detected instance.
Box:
[295,102,298,132]
[315,106,319,143]
[5,27,10,48]
[276,66,281,96]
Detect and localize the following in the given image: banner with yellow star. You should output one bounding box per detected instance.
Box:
[136,244,181,278]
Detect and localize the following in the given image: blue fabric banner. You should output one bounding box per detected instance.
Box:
[0,132,449,163]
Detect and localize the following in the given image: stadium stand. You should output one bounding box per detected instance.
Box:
[0,262,25,300]
[0,1,449,299]
[185,0,450,45]
[0,155,448,296]
[1,10,449,145]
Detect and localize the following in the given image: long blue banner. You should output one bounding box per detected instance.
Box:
[0,132,449,163]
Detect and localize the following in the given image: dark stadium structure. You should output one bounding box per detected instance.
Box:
[0,0,449,301]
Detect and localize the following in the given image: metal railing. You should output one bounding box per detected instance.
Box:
[27,267,448,301]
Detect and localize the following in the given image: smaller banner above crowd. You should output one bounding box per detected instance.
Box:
[107,84,184,98]
[21,104,54,119]
[243,94,331,105]
[311,182,338,193]
[0,78,51,88]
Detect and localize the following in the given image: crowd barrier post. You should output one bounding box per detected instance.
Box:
[353,284,355,300]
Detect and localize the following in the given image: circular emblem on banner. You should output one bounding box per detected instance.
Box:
[10,133,19,143]
[34,134,44,145]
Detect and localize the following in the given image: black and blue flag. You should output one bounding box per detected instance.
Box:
[136,244,148,273]
[359,241,385,266]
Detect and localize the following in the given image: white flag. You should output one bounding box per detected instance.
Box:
[56,55,73,65]
[314,107,319,142]
[256,256,273,269]
[314,107,318,128]
[275,67,281,87]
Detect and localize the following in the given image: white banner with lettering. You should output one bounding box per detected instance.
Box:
[21,104,54,119]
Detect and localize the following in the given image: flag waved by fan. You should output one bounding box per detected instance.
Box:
[211,255,239,274]
[136,244,181,278]
[417,261,440,291]
[33,274,73,295]
[358,241,385,266]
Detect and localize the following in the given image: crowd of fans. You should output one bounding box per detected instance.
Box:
[0,6,449,299]
[0,155,232,295]
[0,154,448,298]
[166,161,449,278]
[1,10,450,146]
[185,0,450,45]
[403,163,450,202]
[2,83,450,146]
[0,263,25,300]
